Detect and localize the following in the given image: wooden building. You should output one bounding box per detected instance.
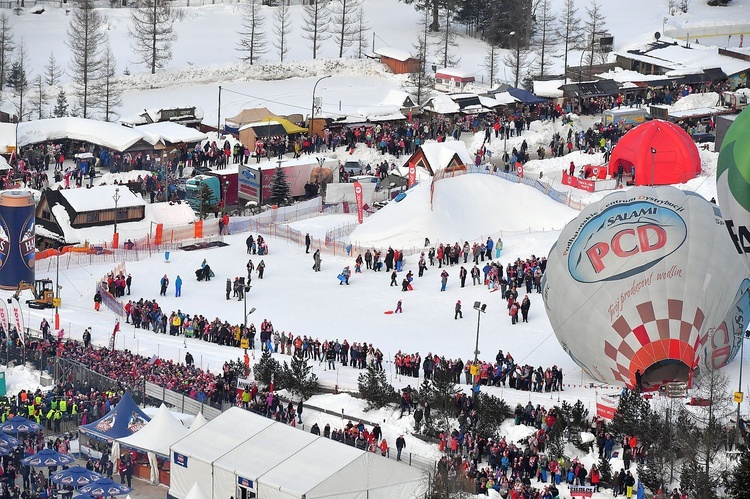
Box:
[374,47,420,74]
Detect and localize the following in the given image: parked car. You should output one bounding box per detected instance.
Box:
[342,160,363,175]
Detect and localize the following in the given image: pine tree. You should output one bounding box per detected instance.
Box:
[28,75,44,120]
[198,182,215,220]
[417,360,460,431]
[598,454,612,485]
[0,13,15,97]
[403,12,434,106]
[357,364,397,410]
[281,353,319,401]
[237,0,267,65]
[253,349,281,387]
[53,89,69,118]
[557,0,583,81]
[272,2,292,63]
[474,392,511,440]
[6,40,29,121]
[44,52,63,87]
[331,0,360,58]
[611,389,652,439]
[300,0,330,59]
[726,442,750,498]
[129,0,179,74]
[270,165,290,205]
[98,44,122,122]
[66,0,107,118]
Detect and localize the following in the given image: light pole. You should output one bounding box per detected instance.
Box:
[243,286,256,353]
[222,180,229,215]
[54,253,61,330]
[650,147,657,186]
[310,75,331,138]
[113,187,120,234]
[472,301,487,401]
[736,333,745,445]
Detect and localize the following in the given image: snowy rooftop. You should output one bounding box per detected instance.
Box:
[594,68,667,83]
[423,93,460,114]
[254,156,338,172]
[419,140,472,170]
[614,39,750,76]
[0,123,15,153]
[532,80,565,99]
[17,117,149,151]
[376,89,414,108]
[435,67,475,79]
[374,47,414,62]
[60,184,146,213]
[135,122,208,145]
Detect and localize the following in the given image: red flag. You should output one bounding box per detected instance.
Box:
[407,162,417,188]
[353,181,364,224]
[109,321,120,351]
[516,162,524,178]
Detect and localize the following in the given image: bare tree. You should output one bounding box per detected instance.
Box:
[532,0,557,77]
[97,44,122,122]
[557,0,583,81]
[433,6,460,68]
[66,0,107,118]
[237,0,267,64]
[0,13,15,97]
[44,52,63,87]
[129,0,179,74]
[484,43,498,87]
[272,2,292,63]
[583,0,607,71]
[403,12,434,106]
[331,0,361,58]
[301,0,330,59]
[7,39,30,121]
[28,75,45,120]
[353,6,369,59]
[503,32,530,87]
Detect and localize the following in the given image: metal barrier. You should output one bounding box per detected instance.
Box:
[143,381,222,420]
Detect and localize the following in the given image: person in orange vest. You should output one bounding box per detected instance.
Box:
[379,438,388,457]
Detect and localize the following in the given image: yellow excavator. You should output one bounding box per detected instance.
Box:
[12,279,56,309]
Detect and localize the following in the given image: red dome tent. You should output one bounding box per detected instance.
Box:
[608,120,701,186]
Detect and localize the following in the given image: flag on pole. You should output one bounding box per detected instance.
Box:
[353,181,364,224]
[108,321,120,351]
[11,298,24,344]
[148,354,162,366]
[0,300,8,337]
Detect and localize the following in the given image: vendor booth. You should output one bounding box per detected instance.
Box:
[78,392,150,460]
[116,404,190,486]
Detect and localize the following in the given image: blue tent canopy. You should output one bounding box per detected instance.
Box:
[507,87,548,104]
[79,392,150,442]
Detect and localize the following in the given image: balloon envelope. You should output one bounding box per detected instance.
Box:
[543,186,749,389]
[716,108,750,264]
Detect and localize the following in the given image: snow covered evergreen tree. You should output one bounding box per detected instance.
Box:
[53,89,69,117]
[270,165,290,205]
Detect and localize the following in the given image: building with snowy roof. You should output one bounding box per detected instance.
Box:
[435,68,475,92]
[374,47,420,74]
[405,140,471,176]
[614,40,750,88]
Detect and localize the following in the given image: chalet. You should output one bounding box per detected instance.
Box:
[35,185,146,247]
[16,117,155,154]
[374,47,420,74]
[435,68,475,93]
[121,106,204,128]
[405,141,471,176]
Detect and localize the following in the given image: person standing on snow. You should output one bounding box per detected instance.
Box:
[305,233,311,253]
[226,278,232,300]
[394,299,403,313]
[440,270,449,292]
[455,300,463,320]
[521,295,531,322]
[459,266,467,287]
[312,249,322,272]
[159,274,169,296]
[175,275,182,297]
[257,260,265,279]
[390,270,398,287]
[93,290,102,311]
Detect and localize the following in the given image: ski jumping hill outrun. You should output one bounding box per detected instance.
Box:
[348,173,579,249]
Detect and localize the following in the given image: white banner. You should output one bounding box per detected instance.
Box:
[0,300,8,337]
[11,298,24,344]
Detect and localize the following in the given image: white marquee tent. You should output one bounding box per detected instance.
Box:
[169,408,425,499]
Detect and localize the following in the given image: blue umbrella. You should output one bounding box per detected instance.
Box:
[21,448,76,467]
[51,465,104,488]
[0,416,42,434]
[78,477,132,497]
[0,433,22,447]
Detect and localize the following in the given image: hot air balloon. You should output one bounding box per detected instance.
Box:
[717,108,750,263]
[543,186,749,390]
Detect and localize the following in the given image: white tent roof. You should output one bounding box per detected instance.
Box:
[184,482,210,499]
[489,91,521,105]
[116,404,189,457]
[419,140,471,170]
[16,117,151,151]
[135,122,208,145]
[187,412,207,433]
[169,408,274,499]
[533,79,565,98]
[255,437,363,498]
[212,424,319,499]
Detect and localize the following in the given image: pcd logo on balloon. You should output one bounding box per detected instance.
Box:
[568,201,687,283]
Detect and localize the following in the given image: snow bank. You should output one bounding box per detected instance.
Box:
[669,92,721,112]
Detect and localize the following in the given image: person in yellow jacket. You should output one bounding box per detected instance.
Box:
[53,409,62,433]
[45,408,55,430]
